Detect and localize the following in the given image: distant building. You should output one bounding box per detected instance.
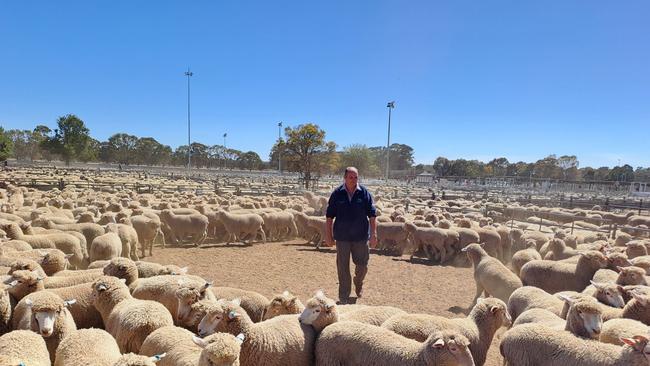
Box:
[416,172,435,185]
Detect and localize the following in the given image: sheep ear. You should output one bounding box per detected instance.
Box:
[231,298,241,307]
[97,284,108,292]
[460,246,468,252]
[325,304,335,313]
[236,333,245,343]
[621,337,637,347]
[315,290,325,299]
[64,254,74,259]
[558,294,575,304]
[283,290,290,297]
[192,336,208,348]
[590,281,604,290]
[25,298,33,307]
[616,266,625,272]
[432,338,445,349]
[64,299,76,307]
[38,250,47,257]
[203,281,212,289]
[151,353,166,362]
[8,280,18,287]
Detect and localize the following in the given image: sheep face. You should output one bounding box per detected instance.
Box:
[590,281,625,308]
[263,291,304,321]
[617,266,647,285]
[197,301,230,337]
[5,270,44,300]
[620,335,650,363]
[423,331,474,366]
[194,333,244,366]
[175,282,211,322]
[561,296,602,339]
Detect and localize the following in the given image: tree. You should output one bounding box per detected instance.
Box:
[237,151,262,170]
[339,144,379,176]
[487,157,509,176]
[0,127,13,161]
[283,123,331,188]
[43,114,93,165]
[557,155,579,180]
[106,133,139,165]
[433,157,452,176]
[268,139,287,172]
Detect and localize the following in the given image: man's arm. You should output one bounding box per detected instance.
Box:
[326,217,335,247]
[368,216,377,248]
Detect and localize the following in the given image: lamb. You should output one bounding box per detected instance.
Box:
[600,287,650,324]
[212,286,269,323]
[0,330,51,366]
[262,290,305,320]
[140,325,244,366]
[543,238,580,260]
[159,209,208,245]
[404,222,457,262]
[500,322,649,366]
[462,243,522,305]
[215,209,266,245]
[54,328,135,366]
[381,297,510,366]
[476,227,503,262]
[0,239,32,252]
[136,261,187,278]
[130,214,164,257]
[510,239,542,276]
[507,286,566,320]
[626,241,648,259]
[90,232,123,262]
[512,295,602,339]
[260,211,298,241]
[131,274,215,325]
[582,281,626,308]
[198,299,317,366]
[91,275,174,353]
[43,269,104,289]
[316,321,475,366]
[0,221,56,249]
[105,222,140,261]
[21,291,77,362]
[20,222,88,269]
[520,250,608,293]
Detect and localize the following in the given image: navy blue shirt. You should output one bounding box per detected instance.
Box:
[326,184,377,242]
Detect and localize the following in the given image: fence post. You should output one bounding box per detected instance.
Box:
[570,220,575,235]
[569,196,573,209]
[605,197,610,211]
[612,224,618,239]
[640,200,644,216]
[539,216,543,231]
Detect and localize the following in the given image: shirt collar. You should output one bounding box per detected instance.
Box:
[341,183,361,192]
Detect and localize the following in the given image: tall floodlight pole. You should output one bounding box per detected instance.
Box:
[278,122,283,173]
[223,133,227,169]
[184,68,193,174]
[386,101,395,181]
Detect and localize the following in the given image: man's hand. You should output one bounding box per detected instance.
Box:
[369,234,378,249]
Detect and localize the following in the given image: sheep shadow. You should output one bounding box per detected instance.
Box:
[296,247,336,254]
[447,305,471,315]
[392,257,438,267]
[197,242,253,249]
[281,242,315,248]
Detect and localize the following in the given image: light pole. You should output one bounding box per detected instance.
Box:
[184,68,193,174]
[386,101,395,181]
[223,133,227,169]
[277,122,282,173]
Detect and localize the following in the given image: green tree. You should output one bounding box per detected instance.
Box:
[237,151,262,170]
[487,157,509,176]
[106,133,139,164]
[0,127,13,161]
[433,157,452,176]
[339,144,380,176]
[283,123,332,188]
[43,114,93,165]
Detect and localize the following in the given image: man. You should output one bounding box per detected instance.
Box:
[325,167,377,304]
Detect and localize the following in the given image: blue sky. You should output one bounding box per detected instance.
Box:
[1,1,648,168]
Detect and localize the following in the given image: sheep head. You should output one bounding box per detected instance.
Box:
[423,330,474,366]
[298,290,338,333]
[263,290,305,321]
[590,281,625,308]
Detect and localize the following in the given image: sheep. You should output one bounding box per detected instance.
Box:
[626,241,648,259]
[0,330,51,366]
[43,269,104,289]
[159,209,208,245]
[140,325,244,366]
[215,209,266,245]
[0,283,13,334]
[41,221,105,253]
[20,222,88,269]
[500,322,649,366]
[105,222,140,261]
[543,238,579,260]
[198,299,317,366]
[520,250,608,293]
[461,243,522,305]
[21,291,77,362]
[0,221,56,249]
[1,248,69,275]
[404,222,456,262]
[260,211,297,241]
[476,227,503,261]
[381,297,510,366]
[47,282,105,329]
[114,353,167,366]
[53,328,123,366]
[507,286,567,320]
[1,239,33,251]
[600,318,650,347]
[510,239,542,276]
[262,290,305,321]
[136,261,187,278]
[600,287,650,324]
[315,321,475,366]
[5,258,47,278]
[376,222,409,254]
[582,281,626,308]
[91,275,174,353]
[631,255,650,274]
[130,214,164,257]
[90,232,123,262]
[131,274,215,325]
[512,294,603,339]
[212,286,270,323]
[4,269,44,301]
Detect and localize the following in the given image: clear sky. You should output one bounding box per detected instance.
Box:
[1,1,648,168]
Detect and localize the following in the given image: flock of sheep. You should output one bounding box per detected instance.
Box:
[1,167,650,366]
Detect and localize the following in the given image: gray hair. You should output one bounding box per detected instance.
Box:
[344,167,359,177]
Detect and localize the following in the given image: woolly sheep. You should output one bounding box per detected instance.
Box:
[212,286,269,323]
[41,221,105,253]
[510,239,542,276]
[105,223,140,261]
[600,287,650,324]
[4,269,44,301]
[462,243,522,305]
[404,222,456,262]
[0,282,12,334]
[54,328,123,366]
[140,325,244,366]
[507,286,566,321]
[315,321,475,366]
[21,291,77,362]
[500,323,649,366]
[582,281,626,308]
[130,215,164,257]
[136,261,187,278]
[376,222,409,254]
[20,223,88,269]
[543,238,579,261]
[600,318,650,346]
[0,329,51,366]
[262,290,305,321]
[215,209,266,245]
[90,232,123,262]
[160,209,208,245]
[381,297,510,366]
[259,211,297,241]
[199,299,317,366]
[91,275,174,353]
[0,222,56,249]
[1,248,69,275]
[520,250,608,293]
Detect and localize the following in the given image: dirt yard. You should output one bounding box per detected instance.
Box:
[148,239,505,365]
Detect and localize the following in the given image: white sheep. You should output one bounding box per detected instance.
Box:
[105,222,140,261]
[462,243,522,305]
[510,239,542,276]
[215,209,266,245]
[315,321,475,366]
[262,290,305,321]
[90,232,123,262]
[260,211,298,241]
[91,275,174,353]
[159,209,208,246]
[0,329,51,366]
[520,250,609,293]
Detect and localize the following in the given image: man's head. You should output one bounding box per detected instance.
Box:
[344,167,359,189]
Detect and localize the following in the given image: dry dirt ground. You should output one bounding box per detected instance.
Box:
[147,239,506,366]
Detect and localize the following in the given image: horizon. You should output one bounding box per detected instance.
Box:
[1,1,648,168]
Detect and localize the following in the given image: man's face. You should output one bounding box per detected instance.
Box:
[345,171,358,189]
